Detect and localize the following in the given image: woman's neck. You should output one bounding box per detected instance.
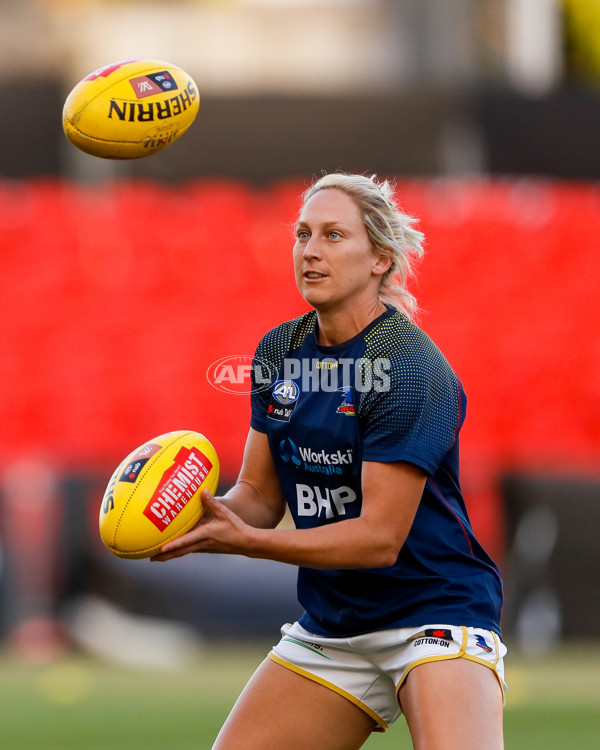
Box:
[315,298,387,346]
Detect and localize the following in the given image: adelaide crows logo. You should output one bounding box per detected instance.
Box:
[336,387,355,416]
[475,634,493,653]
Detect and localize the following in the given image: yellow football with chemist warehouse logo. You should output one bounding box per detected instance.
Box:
[99,430,219,559]
[62,59,200,159]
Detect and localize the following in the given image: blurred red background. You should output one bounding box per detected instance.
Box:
[1,177,598,560]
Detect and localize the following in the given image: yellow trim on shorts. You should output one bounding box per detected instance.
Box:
[395,627,506,704]
[462,631,506,702]
[395,625,468,699]
[268,652,389,730]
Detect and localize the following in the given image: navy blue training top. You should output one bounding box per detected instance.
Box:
[250,307,503,637]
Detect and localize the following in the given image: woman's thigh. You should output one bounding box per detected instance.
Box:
[399,658,504,750]
[212,657,377,750]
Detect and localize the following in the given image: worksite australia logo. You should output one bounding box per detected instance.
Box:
[206,355,276,395]
[280,437,353,476]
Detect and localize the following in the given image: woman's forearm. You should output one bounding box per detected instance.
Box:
[238,516,402,570]
[219,479,286,530]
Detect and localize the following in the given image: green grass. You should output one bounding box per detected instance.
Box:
[0,642,598,749]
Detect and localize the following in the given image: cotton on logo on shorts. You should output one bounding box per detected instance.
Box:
[206,355,276,395]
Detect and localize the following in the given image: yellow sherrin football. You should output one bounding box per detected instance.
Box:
[99,431,219,559]
[63,59,199,159]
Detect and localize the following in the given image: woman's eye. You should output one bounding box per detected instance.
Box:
[297,231,309,240]
[328,231,340,239]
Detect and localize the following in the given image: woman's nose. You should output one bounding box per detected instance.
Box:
[303,236,321,259]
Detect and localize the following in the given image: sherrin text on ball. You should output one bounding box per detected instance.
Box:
[99,431,219,559]
[62,59,200,159]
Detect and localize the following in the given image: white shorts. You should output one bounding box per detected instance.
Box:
[269,621,507,730]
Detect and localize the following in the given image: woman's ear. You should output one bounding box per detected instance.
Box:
[372,253,393,277]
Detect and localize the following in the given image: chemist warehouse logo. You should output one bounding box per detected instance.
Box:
[280,437,353,476]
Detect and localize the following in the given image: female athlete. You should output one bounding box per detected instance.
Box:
[152,173,506,750]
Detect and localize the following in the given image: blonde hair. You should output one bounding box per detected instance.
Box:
[301,173,425,320]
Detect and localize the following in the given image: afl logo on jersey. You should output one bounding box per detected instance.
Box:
[268,380,299,422]
[272,381,299,405]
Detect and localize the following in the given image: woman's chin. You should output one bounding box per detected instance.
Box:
[303,293,336,312]
[299,285,330,307]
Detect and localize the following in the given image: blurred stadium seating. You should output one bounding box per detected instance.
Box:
[2,177,597,469]
[0,176,598,646]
